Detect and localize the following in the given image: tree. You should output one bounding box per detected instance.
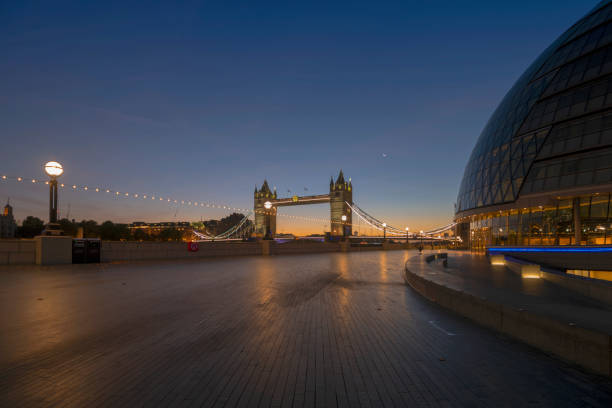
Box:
[132,228,150,241]
[79,220,99,238]
[159,228,182,242]
[58,218,78,236]
[18,216,45,238]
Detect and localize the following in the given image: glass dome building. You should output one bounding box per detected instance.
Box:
[455,1,612,248]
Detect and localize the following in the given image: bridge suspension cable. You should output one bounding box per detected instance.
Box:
[347,202,455,237]
[192,212,255,241]
[346,202,406,236]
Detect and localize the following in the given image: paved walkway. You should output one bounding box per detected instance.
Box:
[408,251,612,335]
[1,251,612,407]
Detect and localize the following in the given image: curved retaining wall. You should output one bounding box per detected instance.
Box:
[404,262,612,377]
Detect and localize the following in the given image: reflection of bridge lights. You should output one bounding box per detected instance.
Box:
[264,201,272,209]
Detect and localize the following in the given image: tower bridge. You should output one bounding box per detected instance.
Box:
[254,170,353,238]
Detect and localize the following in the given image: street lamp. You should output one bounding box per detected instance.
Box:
[405,226,409,243]
[419,230,424,252]
[382,222,387,241]
[341,214,347,240]
[43,161,63,235]
[262,201,273,240]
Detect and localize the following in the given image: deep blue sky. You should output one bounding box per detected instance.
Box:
[0,1,597,232]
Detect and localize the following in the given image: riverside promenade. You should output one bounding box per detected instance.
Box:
[1,251,612,407]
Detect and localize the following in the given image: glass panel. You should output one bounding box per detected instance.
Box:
[580,196,591,218]
[542,205,558,245]
[590,194,610,218]
[530,208,543,245]
[557,199,574,245]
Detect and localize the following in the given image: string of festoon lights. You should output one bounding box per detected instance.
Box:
[0,173,360,227]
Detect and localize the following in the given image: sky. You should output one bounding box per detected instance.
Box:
[0,0,598,234]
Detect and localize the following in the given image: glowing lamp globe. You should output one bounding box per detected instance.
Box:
[341,215,347,221]
[405,227,409,231]
[264,201,272,209]
[44,161,63,178]
[382,223,387,227]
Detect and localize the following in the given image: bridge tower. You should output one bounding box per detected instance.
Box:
[330,170,353,237]
[254,180,277,238]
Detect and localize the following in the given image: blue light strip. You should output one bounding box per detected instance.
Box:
[487,247,612,253]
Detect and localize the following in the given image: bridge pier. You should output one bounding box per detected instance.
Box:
[261,240,271,256]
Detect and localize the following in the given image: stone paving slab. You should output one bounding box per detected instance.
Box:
[1,251,611,407]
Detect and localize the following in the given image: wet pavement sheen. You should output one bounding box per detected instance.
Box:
[1,251,611,407]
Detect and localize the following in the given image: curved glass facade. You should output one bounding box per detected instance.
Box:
[457,1,612,214]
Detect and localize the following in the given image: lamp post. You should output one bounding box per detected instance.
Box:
[420,230,424,252]
[341,214,347,240]
[382,222,387,241]
[263,201,273,240]
[43,161,64,235]
[405,227,409,244]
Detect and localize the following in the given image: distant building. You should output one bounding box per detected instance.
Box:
[0,199,17,238]
[129,221,190,235]
[275,233,296,240]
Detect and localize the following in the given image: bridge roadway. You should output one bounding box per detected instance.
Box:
[0,251,611,407]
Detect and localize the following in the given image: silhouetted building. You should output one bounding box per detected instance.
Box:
[456,2,612,248]
[0,199,17,238]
